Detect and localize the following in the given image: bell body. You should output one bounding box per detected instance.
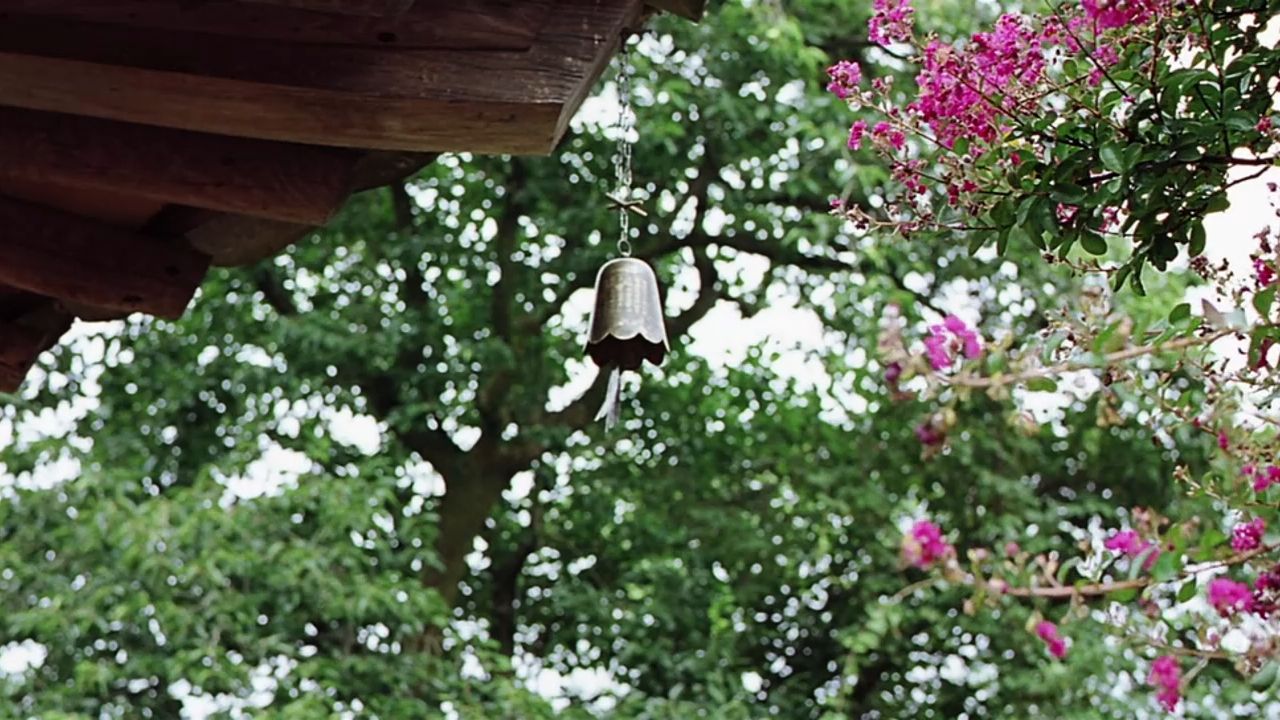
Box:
[586,258,669,371]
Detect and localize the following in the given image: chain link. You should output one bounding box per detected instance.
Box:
[614,42,635,257]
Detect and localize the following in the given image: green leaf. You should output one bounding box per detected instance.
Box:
[1099,143,1125,174]
[1148,551,1180,583]
[1050,183,1087,204]
[1254,285,1276,317]
[1252,661,1279,689]
[1080,232,1108,256]
[1189,222,1207,256]
[1026,377,1057,392]
[1109,587,1139,603]
[1168,303,1191,324]
[1176,581,1198,603]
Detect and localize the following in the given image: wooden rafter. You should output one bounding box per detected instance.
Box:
[7,1,540,51]
[0,108,356,226]
[0,197,209,319]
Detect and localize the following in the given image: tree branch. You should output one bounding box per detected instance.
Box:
[253,266,298,317]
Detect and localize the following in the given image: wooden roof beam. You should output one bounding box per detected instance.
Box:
[0,303,72,394]
[10,1,533,51]
[0,0,642,154]
[0,197,209,319]
[0,108,356,226]
[236,0,415,17]
[645,0,707,20]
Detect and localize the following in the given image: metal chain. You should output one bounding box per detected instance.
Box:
[613,43,635,257]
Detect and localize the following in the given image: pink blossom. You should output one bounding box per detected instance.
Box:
[914,421,944,446]
[1207,578,1254,617]
[1255,258,1276,287]
[1231,518,1265,552]
[1088,45,1120,85]
[1004,541,1021,557]
[1056,203,1079,226]
[1147,655,1181,712]
[871,121,907,151]
[910,15,1046,153]
[924,315,983,370]
[1081,0,1168,30]
[1104,529,1146,555]
[1218,431,1229,450]
[1104,529,1159,570]
[868,0,915,46]
[1254,564,1280,618]
[1258,116,1273,133]
[848,120,869,150]
[1035,621,1068,659]
[1247,464,1280,492]
[884,361,903,385]
[1100,206,1122,232]
[901,519,954,568]
[826,60,862,100]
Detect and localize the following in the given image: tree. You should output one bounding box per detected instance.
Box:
[0,1,1261,718]
[829,0,1280,714]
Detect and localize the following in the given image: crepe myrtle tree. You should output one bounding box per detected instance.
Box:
[0,2,1028,716]
[829,0,1280,713]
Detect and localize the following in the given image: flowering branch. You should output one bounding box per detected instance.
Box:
[947,328,1238,390]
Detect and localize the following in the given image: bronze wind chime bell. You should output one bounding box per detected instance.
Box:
[585,43,670,429]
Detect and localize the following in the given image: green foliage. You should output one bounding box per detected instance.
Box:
[0,1,1261,718]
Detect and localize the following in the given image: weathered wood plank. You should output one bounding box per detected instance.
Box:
[645,0,706,19]
[235,0,415,17]
[3,1,544,51]
[0,50,559,154]
[0,0,630,153]
[0,197,210,319]
[183,213,316,269]
[549,0,644,148]
[0,108,355,225]
[0,175,162,228]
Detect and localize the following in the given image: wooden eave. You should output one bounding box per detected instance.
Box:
[0,0,705,393]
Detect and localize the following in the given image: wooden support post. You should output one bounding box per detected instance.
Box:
[0,197,210,319]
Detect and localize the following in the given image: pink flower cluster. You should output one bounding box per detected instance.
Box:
[1207,577,1254,616]
[868,0,915,46]
[1245,464,1280,492]
[901,519,954,568]
[849,120,908,152]
[1103,529,1160,569]
[1254,564,1280,617]
[1081,0,1169,30]
[911,14,1048,151]
[1147,655,1181,712]
[826,60,862,100]
[1255,258,1276,287]
[914,421,944,446]
[924,315,982,370]
[1035,621,1068,659]
[1231,517,1265,552]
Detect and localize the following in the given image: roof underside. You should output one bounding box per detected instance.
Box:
[0,0,704,393]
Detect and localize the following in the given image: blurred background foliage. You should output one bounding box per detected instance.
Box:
[0,0,1249,718]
